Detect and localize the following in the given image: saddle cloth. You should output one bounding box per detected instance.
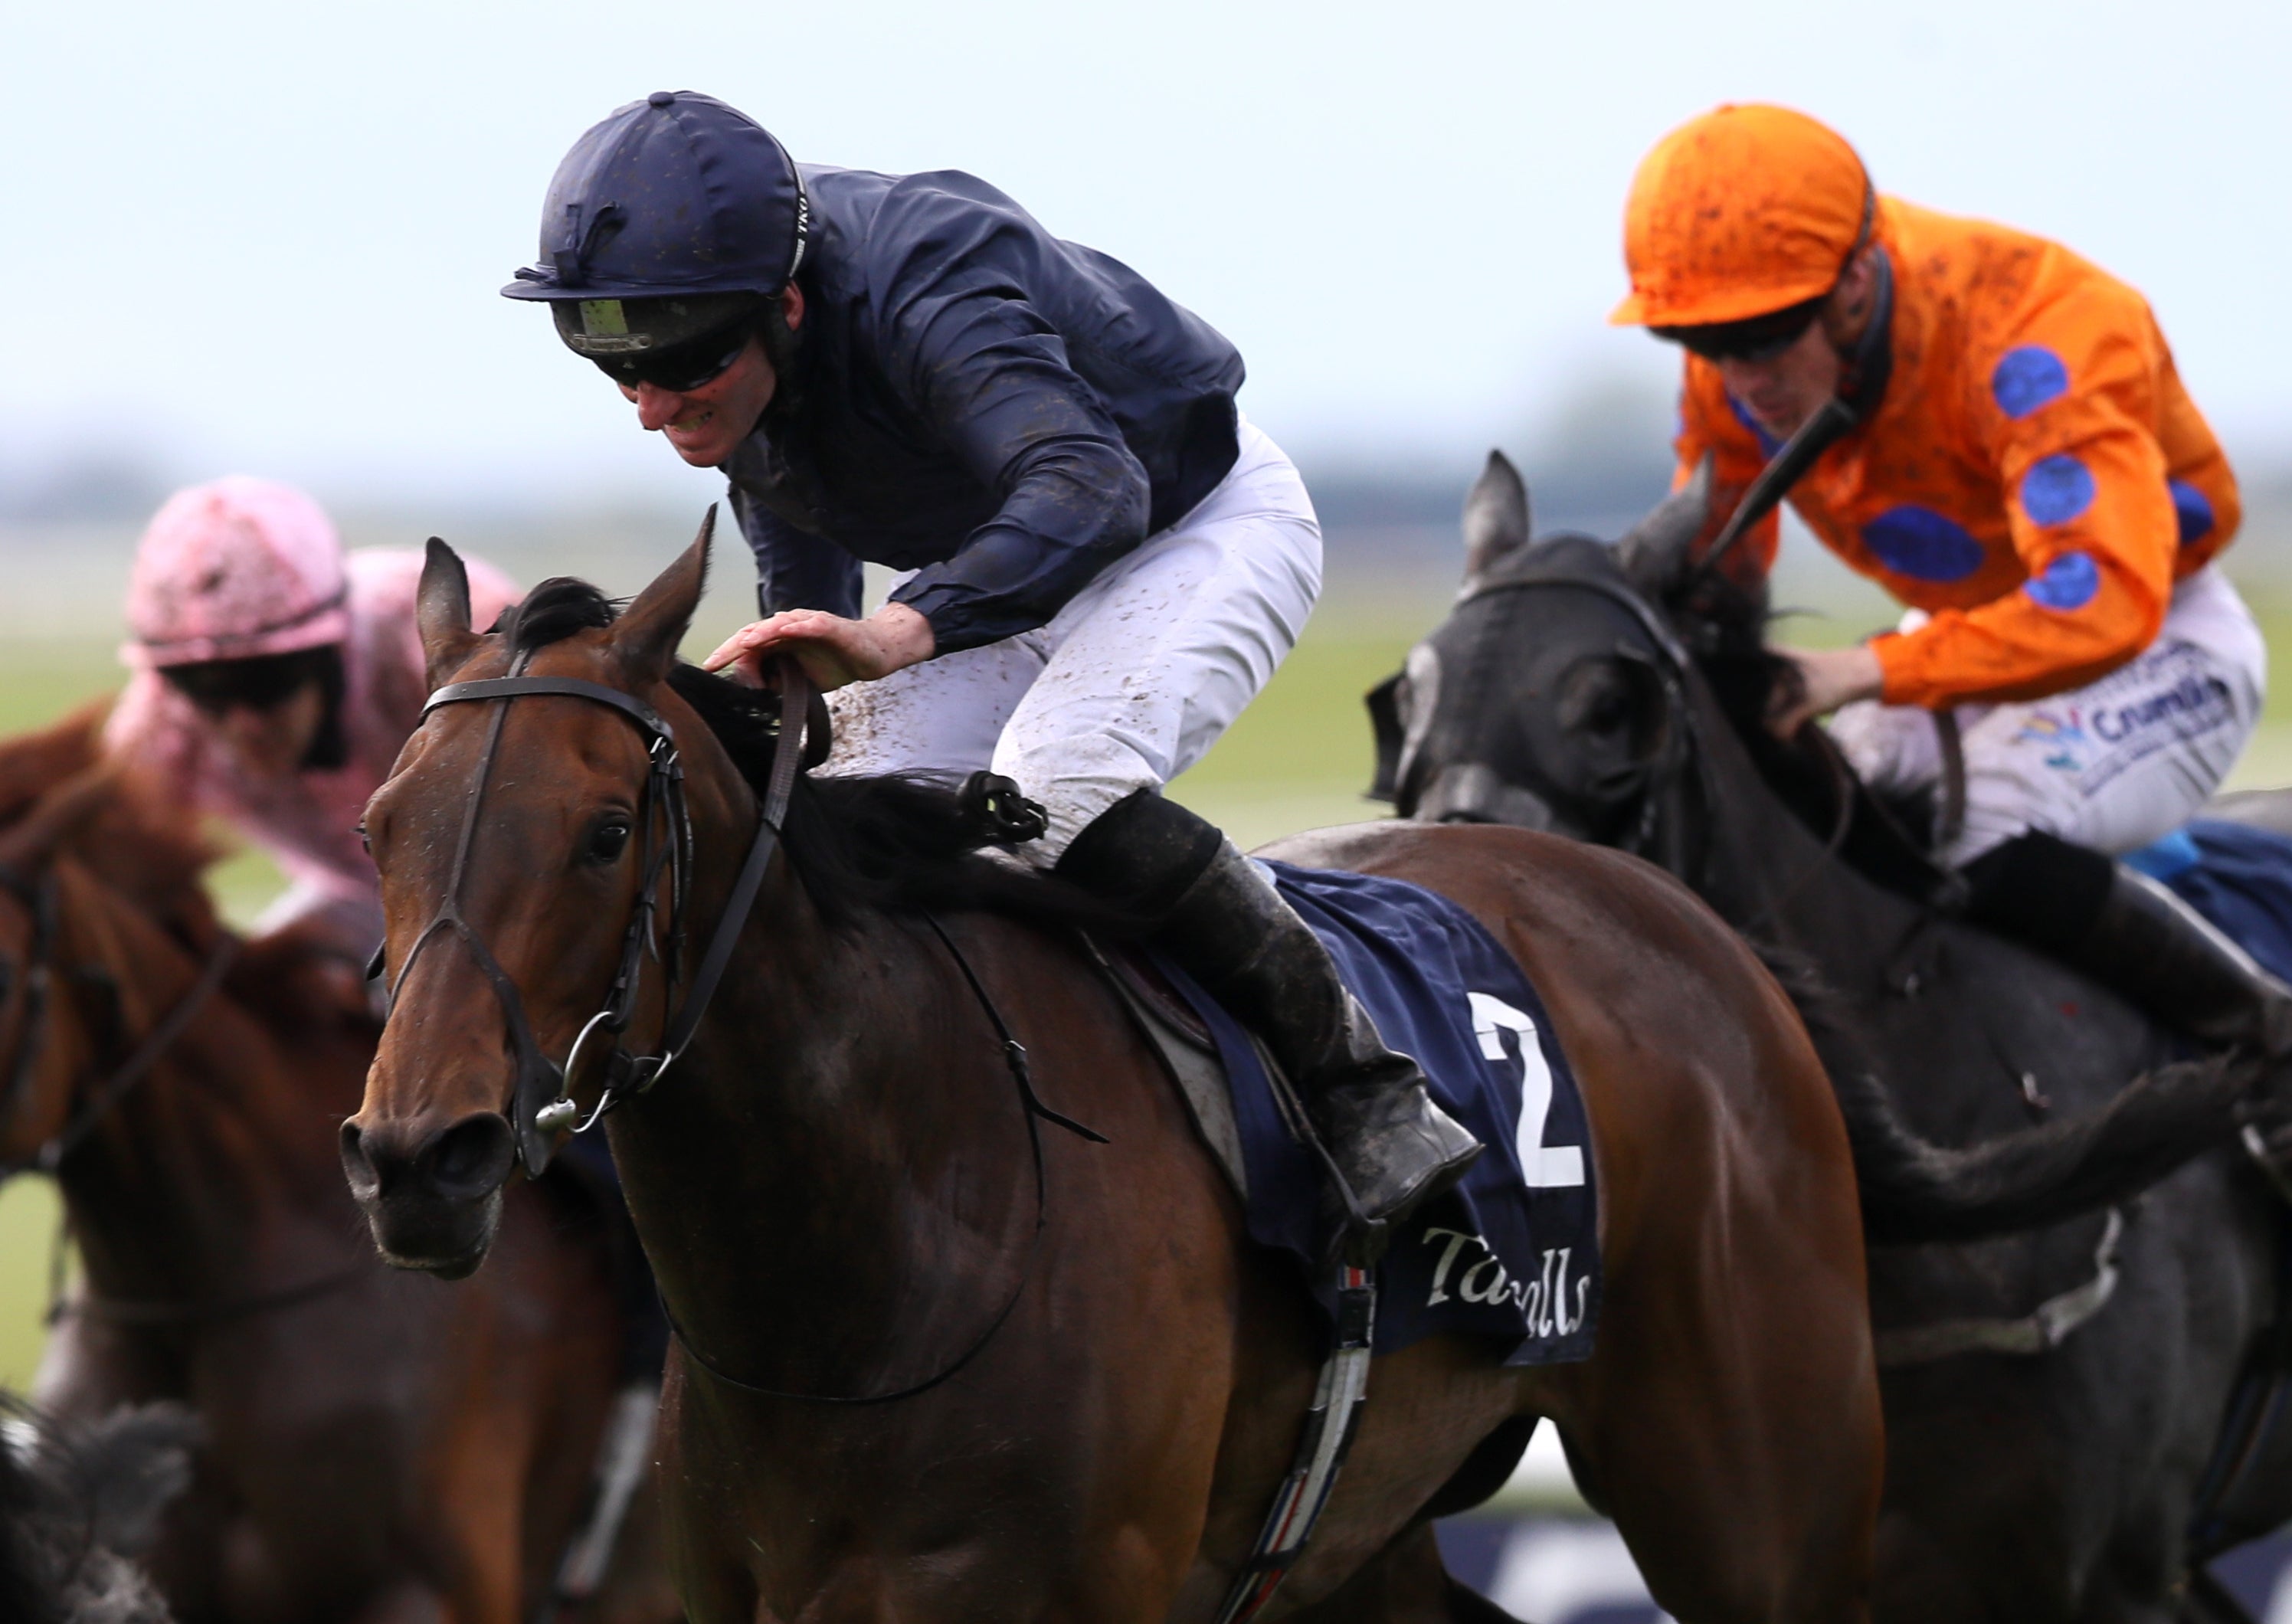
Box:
[1116,859,1602,1367]
[2132,820,2292,982]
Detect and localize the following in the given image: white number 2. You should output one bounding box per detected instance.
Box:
[1469,993,1586,1190]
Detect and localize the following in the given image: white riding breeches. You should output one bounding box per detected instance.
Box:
[817,417,1322,862]
[1829,565,2268,866]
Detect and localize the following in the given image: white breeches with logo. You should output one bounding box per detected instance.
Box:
[1829,565,2267,866]
[816,417,1322,863]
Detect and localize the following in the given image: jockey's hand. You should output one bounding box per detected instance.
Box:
[702,604,937,692]
[1766,643,1884,740]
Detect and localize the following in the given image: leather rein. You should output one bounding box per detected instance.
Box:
[381,656,810,1175]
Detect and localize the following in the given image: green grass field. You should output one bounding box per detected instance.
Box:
[6,562,2292,1389]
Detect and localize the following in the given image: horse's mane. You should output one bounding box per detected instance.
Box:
[507,577,1131,930]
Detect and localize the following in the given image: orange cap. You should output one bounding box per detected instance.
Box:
[1610,104,1871,329]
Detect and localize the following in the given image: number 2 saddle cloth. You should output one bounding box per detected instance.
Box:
[1105,859,1602,1367]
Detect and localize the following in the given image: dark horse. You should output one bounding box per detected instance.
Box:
[1369,451,2283,1622]
[344,529,1896,1622]
[0,707,676,1624]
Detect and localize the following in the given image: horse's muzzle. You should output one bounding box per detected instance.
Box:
[339,1108,516,1278]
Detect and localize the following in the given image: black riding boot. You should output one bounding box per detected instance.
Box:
[1061,791,1482,1252]
[1966,830,2292,1182]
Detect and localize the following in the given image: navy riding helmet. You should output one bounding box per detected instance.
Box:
[503,90,810,379]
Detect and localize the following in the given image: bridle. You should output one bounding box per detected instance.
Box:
[378,654,811,1175]
[1435,564,1711,879]
[384,652,1112,1403]
[0,858,237,1178]
[1438,560,1868,925]
[0,863,61,1150]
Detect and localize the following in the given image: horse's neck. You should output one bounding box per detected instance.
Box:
[52,869,349,1305]
[609,850,1047,1396]
[1684,677,1927,978]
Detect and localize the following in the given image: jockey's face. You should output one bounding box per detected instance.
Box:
[1714,324,1841,441]
[1710,246,1882,441]
[207,680,329,779]
[618,286,805,469]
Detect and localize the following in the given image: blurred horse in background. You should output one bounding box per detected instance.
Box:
[0,704,678,1624]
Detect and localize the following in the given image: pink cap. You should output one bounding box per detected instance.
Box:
[123,476,349,668]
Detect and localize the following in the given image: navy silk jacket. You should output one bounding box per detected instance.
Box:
[721,165,1246,653]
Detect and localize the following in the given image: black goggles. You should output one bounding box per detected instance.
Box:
[590,321,755,393]
[1653,293,1828,364]
[159,647,338,714]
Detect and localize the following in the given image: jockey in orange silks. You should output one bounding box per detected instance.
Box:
[104,477,519,960]
[1614,104,2292,1113]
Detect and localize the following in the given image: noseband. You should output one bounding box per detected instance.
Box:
[383,660,810,1174]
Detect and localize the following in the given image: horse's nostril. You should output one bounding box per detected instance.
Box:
[425,1113,516,1197]
[339,1119,381,1200]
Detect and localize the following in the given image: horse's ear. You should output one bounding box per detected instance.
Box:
[1366,673,1405,804]
[0,757,119,874]
[1462,450,1532,584]
[612,508,714,686]
[1616,456,1714,596]
[417,538,483,690]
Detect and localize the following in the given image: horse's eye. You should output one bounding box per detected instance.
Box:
[1561,670,1631,735]
[355,823,371,856]
[585,820,633,865]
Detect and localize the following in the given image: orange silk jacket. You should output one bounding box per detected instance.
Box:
[1675,196,2239,709]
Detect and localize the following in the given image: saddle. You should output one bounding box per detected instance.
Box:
[1081,858,1603,1370]
[1087,937,1255,1197]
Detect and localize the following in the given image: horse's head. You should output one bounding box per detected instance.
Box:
[342,524,726,1277]
[1369,451,1725,858]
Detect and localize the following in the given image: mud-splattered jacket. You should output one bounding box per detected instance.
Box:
[1675,196,2239,709]
[723,165,1246,653]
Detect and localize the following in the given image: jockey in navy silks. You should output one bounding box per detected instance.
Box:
[504,91,1480,1250]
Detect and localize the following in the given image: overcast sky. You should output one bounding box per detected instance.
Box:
[5,0,2287,510]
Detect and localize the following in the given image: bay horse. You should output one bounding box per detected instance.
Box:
[1368,451,2279,1622]
[356,528,1914,1622]
[0,705,677,1624]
